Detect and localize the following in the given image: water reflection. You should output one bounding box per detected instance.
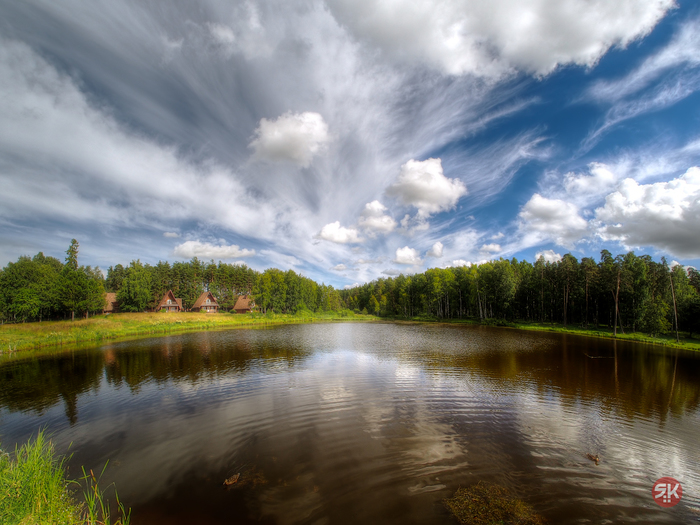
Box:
[0,323,698,524]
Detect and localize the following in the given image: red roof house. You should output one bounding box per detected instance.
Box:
[103,292,119,314]
[233,295,254,313]
[157,290,184,312]
[191,291,219,313]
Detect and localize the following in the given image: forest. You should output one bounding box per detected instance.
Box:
[1,240,699,339]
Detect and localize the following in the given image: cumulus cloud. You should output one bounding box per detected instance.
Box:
[387,158,467,217]
[393,246,422,265]
[249,111,330,167]
[535,250,563,263]
[564,162,617,196]
[381,268,402,276]
[315,221,362,244]
[331,264,348,271]
[595,167,700,257]
[344,283,360,289]
[480,243,501,254]
[426,241,444,258]
[173,240,255,259]
[327,0,674,76]
[491,232,505,240]
[449,259,471,267]
[163,232,180,238]
[358,200,397,234]
[519,193,589,247]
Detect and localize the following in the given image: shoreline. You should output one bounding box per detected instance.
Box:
[1,312,698,362]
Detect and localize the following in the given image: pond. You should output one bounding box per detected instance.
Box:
[1,322,699,524]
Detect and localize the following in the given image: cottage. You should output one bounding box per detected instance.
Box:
[103,292,119,314]
[191,291,219,313]
[157,290,184,312]
[233,295,254,313]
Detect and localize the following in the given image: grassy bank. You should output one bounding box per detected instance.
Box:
[0,310,377,359]
[0,431,129,525]
[2,312,697,360]
[416,317,700,352]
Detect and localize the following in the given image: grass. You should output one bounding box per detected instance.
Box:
[0,431,130,525]
[444,482,545,525]
[0,310,378,360]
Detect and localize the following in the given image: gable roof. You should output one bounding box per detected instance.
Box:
[157,290,181,308]
[192,291,219,309]
[233,295,253,311]
[104,292,118,312]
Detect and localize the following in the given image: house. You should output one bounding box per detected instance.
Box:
[191,291,219,313]
[103,292,119,314]
[233,295,254,313]
[157,290,184,312]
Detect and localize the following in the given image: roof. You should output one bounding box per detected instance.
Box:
[192,291,219,309]
[233,295,253,310]
[157,290,182,308]
[104,292,118,312]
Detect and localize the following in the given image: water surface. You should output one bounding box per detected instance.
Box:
[1,323,698,524]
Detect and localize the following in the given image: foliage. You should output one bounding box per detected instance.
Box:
[116,261,152,312]
[444,482,545,525]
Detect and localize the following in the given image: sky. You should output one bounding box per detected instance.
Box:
[1,0,699,288]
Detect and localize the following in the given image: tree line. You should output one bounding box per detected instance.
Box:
[340,250,700,338]
[0,240,104,322]
[2,241,699,339]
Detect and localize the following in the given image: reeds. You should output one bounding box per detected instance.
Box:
[0,431,130,525]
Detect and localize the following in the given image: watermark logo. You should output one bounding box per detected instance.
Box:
[653,477,682,508]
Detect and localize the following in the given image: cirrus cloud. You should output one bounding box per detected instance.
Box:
[173,240,255,259]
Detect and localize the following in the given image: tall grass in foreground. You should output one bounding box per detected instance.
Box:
[0,431,130,525]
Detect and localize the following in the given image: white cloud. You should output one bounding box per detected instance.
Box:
[344,283,360,289]
[173,240,255,259]
[491,232,505,240]
[249,111,330,167]
[315,221,362,244]
[331,263,348,271]
[480,243,501,254]
[163,232,180,238]
[535,250,563,263]
[327,0,675,76]
[519,193,589,247]
[445,259,471,268]
[564,162,617,196]
[393,246,422,265]
[381,268,402,276]
[358,200,397,234]
[426,241,444,258]
[387,158,467,217]
[595,167,700,257]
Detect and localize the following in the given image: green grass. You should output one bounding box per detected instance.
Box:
[0,310,379,360]
[0,431,129,525]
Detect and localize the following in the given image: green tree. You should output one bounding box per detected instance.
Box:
[117,260,153,312]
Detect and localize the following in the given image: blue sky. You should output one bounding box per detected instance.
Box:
[1,0,699,288]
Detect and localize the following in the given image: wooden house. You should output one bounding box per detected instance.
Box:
[233,295,254,313]
[191,291,219,313]
[157,290,184,312]
[103,292,119,314]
